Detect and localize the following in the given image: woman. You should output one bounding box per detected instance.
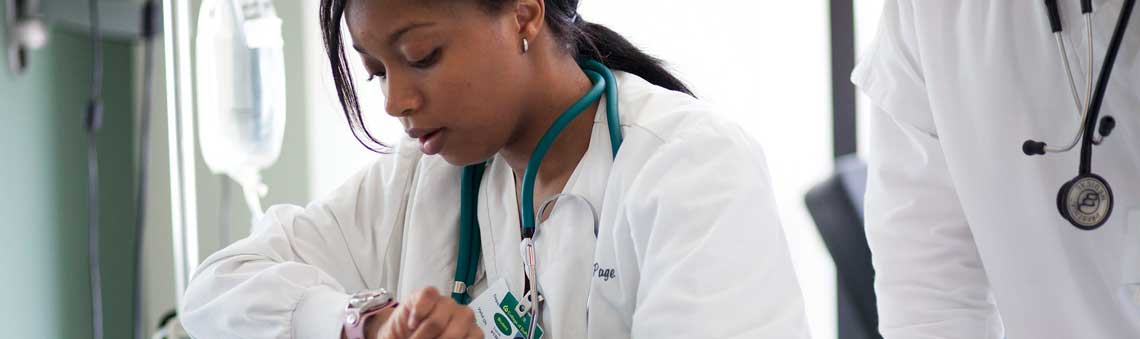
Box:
[181,0,808,338]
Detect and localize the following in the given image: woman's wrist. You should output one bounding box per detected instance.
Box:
[364,307,396,339]
[343,288,398,339]
[342,306,395,339]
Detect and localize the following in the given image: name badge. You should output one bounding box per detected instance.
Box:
[468,279,545,339]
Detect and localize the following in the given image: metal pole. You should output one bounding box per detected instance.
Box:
[830,0,858,159]
[162,0,199,309]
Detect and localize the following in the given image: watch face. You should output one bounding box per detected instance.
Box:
[350,289,393,310]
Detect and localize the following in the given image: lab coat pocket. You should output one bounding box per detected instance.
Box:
[1122,209,1140,306]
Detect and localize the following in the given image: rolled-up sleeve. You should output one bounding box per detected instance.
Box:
[181,146,420,339]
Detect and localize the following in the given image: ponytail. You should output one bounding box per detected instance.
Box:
[478,0,694,96]
[572,21,693,96]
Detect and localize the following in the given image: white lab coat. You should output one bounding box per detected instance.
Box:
[855,0,1140,338]
[180,72,810,339]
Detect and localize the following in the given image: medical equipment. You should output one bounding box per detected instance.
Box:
[451,60,621,339]
[522,193,600,339]
[133,3,160,339]
[76,1,159,338]
[195,0,286,220]
[5,0,48,74]
[1023,0,1132,230]
[149,311,190,339]
[85,1,106,338]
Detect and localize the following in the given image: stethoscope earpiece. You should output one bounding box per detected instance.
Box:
[1056,174,1114,230]
[1092,115,1115,145]
[1097,116,1116,140]
[1023,140,1048,156]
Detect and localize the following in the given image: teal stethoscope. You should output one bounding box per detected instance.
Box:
[451,59,622,335]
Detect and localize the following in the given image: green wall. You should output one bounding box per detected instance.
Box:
[0,7,138,339]
[0,1,319,337]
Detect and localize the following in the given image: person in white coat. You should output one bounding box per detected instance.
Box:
[179,0,809,338]
[855,0,1139,337]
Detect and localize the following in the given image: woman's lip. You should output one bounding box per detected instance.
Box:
[418,129,445,155]
[405,127,442,139]
[418,129,441,143]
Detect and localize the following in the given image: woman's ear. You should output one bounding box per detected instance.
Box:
[514,0,545,40]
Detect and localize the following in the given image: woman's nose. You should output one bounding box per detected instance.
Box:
[383,75,422,118]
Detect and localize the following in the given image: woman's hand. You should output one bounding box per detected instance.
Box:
[373,287,483,339]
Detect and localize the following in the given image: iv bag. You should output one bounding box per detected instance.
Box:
[195,0,286,219]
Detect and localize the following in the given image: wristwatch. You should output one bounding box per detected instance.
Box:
[343,288,398,339]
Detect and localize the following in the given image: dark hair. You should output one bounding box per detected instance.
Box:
[319,0,693,152]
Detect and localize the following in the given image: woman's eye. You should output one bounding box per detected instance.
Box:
[410,48,441,68]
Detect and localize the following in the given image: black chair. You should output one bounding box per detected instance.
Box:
[804,155,882,339]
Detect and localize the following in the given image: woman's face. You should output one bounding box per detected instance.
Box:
[346,0,531,165]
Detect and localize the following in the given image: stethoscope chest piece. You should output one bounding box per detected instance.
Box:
[1056,173,1114,230]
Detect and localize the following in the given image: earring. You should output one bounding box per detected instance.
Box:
[522,38,529,54]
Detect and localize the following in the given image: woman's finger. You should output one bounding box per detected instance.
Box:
[407,287,442,329]
[437,304,477,339]
[407,299,454,339]
[377,306,412,339]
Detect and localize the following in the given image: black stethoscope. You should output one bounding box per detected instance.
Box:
[1023,0,1134,230]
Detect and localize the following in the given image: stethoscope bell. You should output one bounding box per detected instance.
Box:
[1056,173,1114,230]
